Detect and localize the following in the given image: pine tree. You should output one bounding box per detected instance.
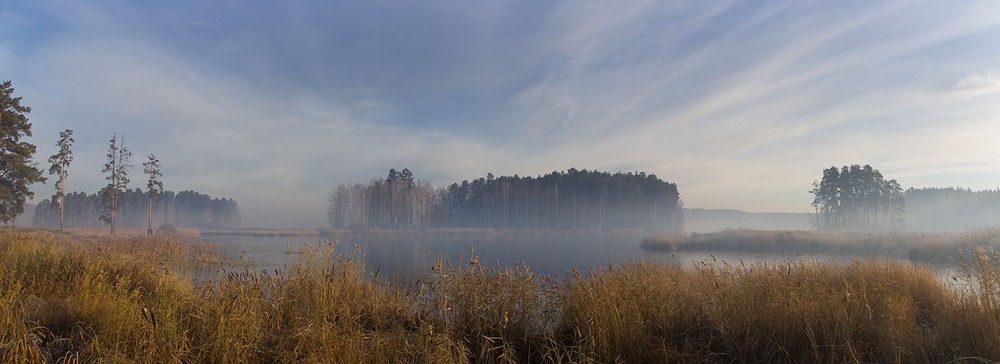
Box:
[48,129,74,231]
[810,164,904,230]
[100,133,131,234]
[0,80,45,225]
[143,153,163,235]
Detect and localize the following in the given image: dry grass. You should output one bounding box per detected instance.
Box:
[4,230,1000,362]
[560,259,972,363]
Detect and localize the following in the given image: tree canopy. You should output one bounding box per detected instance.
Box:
[810,164,904,230]
[0,80,45,224]
[328,168,683,232]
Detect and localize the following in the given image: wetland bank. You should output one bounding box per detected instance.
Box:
[4,228,1000,363]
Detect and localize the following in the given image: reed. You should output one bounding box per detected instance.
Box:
[418,250,556,363]
[643,228,1000,264]
[4,230,1000,362]
[560,259,961,362]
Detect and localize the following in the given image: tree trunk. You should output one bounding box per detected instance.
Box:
[147,193,153,235]
[59,171,65,231]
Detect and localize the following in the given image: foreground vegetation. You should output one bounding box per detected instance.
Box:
[4,230,1000,363]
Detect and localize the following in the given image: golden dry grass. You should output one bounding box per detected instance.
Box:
[3,229,1000,363]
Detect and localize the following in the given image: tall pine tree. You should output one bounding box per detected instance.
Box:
[100,133,131,235]
[143,153,163,235]
[48,129,74,231]
[0,80,45,225]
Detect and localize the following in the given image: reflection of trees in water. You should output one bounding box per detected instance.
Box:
[211,232,651,279]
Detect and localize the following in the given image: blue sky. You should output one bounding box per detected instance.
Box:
[2,1,1000,228]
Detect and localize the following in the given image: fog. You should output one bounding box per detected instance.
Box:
[6,1,1000,232]
[684,188,1000,234]
[902,188,1000,232]
[683,209,812,233]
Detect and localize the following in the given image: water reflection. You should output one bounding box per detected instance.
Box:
[200,232,968,283]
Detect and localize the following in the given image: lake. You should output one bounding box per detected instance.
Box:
[200,232,969,283]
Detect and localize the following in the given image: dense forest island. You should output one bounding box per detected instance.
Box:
[328,168,684,232]
[810,164,1000,232]
[31,190,241,229]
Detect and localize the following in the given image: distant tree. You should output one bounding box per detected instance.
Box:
[100,133,131,234]
[903,187,1000,231]
[810,164,904,230]
[33,188,240,229]
[47,129,74,231]
[328,168,683,232]
[0,80,45,225]
[327,168,435,231]
[143,153,163,235]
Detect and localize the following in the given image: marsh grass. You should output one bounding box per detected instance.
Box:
[562,259,965,362]
[419,250,558,363]
[643,228,1000,264]
[4,230,1000,362]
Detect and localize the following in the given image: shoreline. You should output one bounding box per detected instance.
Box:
[3,230,1000,362]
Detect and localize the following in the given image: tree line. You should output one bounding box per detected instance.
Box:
[32,189,240,229]
[328,168,684,232]
[0,79,238,232]
[328,168,436,230]
[810,164,905,230]
[903,187,1000,232]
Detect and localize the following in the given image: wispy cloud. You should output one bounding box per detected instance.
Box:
[955,72,1000,97]
[5,0,1000,225]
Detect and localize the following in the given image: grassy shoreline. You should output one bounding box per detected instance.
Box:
[642,228,1000,264]
[3,230,1000,362]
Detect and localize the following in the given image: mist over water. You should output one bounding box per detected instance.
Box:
[683,209,812,233]
[208,233,655,279]
[189,183,1000,286]
[204,231,964,283]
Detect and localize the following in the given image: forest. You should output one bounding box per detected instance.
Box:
[32,189,241,229]
[328,168,684,232]
[810,164,905,230]
[904,187,1000,231]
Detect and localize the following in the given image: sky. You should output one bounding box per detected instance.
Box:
[2,0,1000,228]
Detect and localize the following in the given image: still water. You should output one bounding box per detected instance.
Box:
[200,232,966,282]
